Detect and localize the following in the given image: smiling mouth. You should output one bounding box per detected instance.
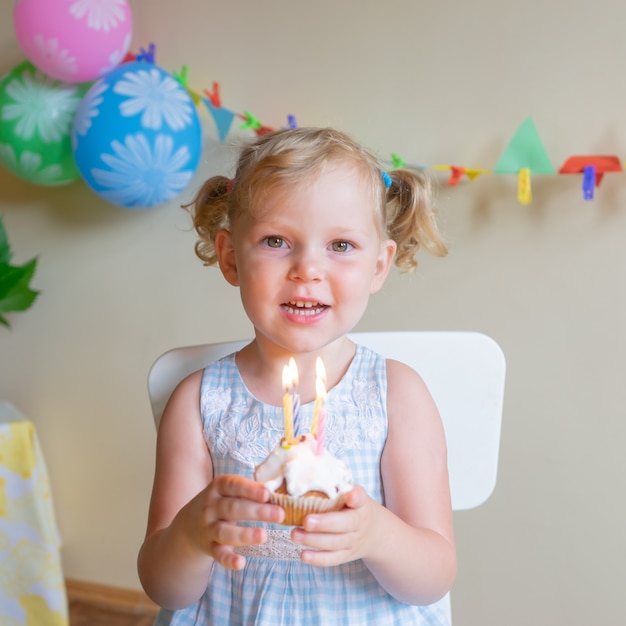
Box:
[283,301,327,316]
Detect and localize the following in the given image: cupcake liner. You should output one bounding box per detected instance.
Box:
[269,492,346,526]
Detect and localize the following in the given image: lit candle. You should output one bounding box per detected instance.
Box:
[310,357,327,435]
[314,376,327,455]
[282,363,294,444]
[289,358,301,439]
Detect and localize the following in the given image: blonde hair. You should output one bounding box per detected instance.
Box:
[186,127,447,271]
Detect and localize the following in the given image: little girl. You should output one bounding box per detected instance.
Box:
[138,127,456,625]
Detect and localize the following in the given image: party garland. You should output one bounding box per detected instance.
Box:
[2,0,622,208]
[146,46,625,206]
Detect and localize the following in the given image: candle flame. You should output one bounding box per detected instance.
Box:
[282,364,291,390]
[289,357,299,386]
[315,357,326,383]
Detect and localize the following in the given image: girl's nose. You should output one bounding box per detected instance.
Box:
[289,248,324,282]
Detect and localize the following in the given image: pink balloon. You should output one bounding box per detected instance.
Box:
[13,0,133,83]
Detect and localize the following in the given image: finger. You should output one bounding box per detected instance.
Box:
[292,525,358,554]
[214,498,285,525]
[211,542,246,570]
[213,475,270,503]
[300,548,352,568]
[212,521,269,548]
[300,509,358,534]
[343,485,367,509]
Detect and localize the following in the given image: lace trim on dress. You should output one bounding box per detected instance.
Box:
[234,529,304,561]
[201,347,388,469]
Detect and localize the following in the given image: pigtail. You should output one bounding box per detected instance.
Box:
[384,169,448,272]
[182,176,232,266]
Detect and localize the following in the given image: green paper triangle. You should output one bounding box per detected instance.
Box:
[493,117,555,174]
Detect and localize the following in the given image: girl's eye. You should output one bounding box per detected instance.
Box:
[331,241,352,252]
[264,236,285,248]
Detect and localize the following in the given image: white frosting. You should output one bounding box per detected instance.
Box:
[254,434,353,498]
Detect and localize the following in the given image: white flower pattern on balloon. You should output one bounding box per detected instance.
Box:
[113,68,194,131]
[90,133,194,207]
[27,35,77,80]
[69,0,128,32]
[72,81,109,141]
[0,144,63,184]
[3,67,82,143]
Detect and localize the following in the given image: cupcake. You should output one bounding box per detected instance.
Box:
[254,433,354,526]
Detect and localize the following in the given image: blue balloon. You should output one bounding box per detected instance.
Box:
[72,61,202,209]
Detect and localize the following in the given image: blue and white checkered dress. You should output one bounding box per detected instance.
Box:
[154,345,450,626]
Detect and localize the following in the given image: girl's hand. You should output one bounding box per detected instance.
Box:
[291,485,378,567]
[177,474,285,570]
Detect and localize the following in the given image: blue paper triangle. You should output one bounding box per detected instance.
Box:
[202,97,236,143]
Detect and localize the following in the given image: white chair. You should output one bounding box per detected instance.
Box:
[147,331,506,622]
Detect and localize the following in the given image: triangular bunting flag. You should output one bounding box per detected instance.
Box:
[559,155,622,200]
[559,155,622,186]
[432,165,490,185]
[201,97,236,143]
[464,168,490,181]
[493,117,555,174]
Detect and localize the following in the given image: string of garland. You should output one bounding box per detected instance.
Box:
[155,44,621,206]
[0,39,620,207]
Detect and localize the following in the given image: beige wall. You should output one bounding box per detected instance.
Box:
[1,1,625,624]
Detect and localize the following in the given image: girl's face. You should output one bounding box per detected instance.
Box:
[216,162,396,356]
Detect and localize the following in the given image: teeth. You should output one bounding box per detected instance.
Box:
[285,301,325,315]
[290,301,318,308]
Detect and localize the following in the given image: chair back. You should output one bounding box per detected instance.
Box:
[147,331,505,511]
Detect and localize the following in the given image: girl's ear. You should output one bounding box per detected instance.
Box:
[370,239,396,294]
[215,229,239,286]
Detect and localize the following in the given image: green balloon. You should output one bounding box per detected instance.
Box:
[0,61,90,186]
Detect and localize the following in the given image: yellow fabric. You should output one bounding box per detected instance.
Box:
[0,422,37,479]
[21,595,66,626]
[0,413,68,625]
